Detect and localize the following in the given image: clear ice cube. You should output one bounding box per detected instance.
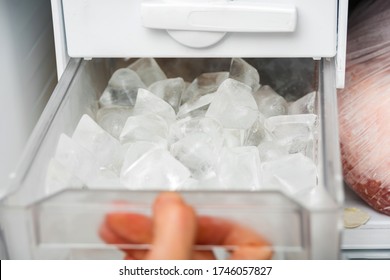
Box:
[258,141,289,162]
[288,91,316,115]
[86,169,124,189]
[119,114,169,147]
[168,116,223,146]
[181,72,229,104]
[244,113,268,146]
[222,128,246,147]
[120,143,191,190]
[229,58,260,92]
[253,85,288,117]
[133,88,176,124]
[265,114,317,158]
[216,146,262,190]
[72,115,124,174]
[128,58,167,87]
[96,107,133,139]
[54,134,100,185]
[206,78,258,129]
[148,77,185,113]
[261,154,317,195]
[99,68,145,108]
[45,158,84,194]
[170,132,219,180]
[177,93,216,119]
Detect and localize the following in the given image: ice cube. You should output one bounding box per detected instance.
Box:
[206,78,258,129]
[264,114,317,158]
[265,114,317,138]
[133,88,176,124]
[54,134,100,185]
[261,154,317,195]
[288,91,316,115]
[72,115,124,174]
[216,146,262,190]
[222,128,246,147]
[96,107,133,139]
[99,68,145,108]
[181,72,229,104]
[168,116,223,146]
[258,141,289,161]
[45,159,84,194]
[86,169,124,189]
[177,93,216,119]
[244,114,268,146]
[120,143,191,190]
[170,133,219,180]
[148,77,185,113]
[229,58,260,92]
[253,85,288,117]
[128,58,167,87]
[119,114,169,147]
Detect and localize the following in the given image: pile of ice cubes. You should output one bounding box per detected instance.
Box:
[48,58,318,196]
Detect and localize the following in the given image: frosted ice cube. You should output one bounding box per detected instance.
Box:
[265,114,317,138]
[253,85,288,117]
[216,146,262,190]
[54,134,100,185]
[229,58,260,92]
[72,115,124,174]
[265,114,317,158]
[206,79,258,129]
[244,114,268,146]
[288,91,316,115]
[261,154,317,195]
[170,133,219,180]
[177,93,216,119]
[168,116,223,146]
[119,114,169,147]
[99,68,145,108]
[181,72,229,104]
[222,128,246,147]
[148,77,185,113]
[128,58,167,87]
[133,88,176,124]
[96,107,133,139]
[258,141,289,162]
[45,159,84,194]
[120,143,191,190]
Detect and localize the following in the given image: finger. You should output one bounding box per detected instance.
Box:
[229,246,273,260]
[196,216,272,260]
[192,250,216,260]
[197,216,270,247]
[99,222,149,259]
[147,192,197,260]
[105,212,153,244]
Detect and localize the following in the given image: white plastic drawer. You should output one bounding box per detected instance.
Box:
[61,0,338,58]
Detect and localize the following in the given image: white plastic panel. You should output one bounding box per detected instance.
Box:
[61,0,338,58]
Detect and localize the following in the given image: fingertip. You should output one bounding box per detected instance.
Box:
[153,192,185,209]
[148,192,197,260]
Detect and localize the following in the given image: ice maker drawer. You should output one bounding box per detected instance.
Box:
[0,57,343,259]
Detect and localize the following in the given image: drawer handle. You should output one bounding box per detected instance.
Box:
[141,0,297,33]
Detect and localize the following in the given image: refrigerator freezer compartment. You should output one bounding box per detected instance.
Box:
[0,57,343,259]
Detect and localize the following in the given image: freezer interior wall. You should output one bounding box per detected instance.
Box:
[1,58,342,259]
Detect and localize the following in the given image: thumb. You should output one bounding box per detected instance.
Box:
[147,192,197,260]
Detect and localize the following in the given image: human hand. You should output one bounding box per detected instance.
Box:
[99,192,272,260]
